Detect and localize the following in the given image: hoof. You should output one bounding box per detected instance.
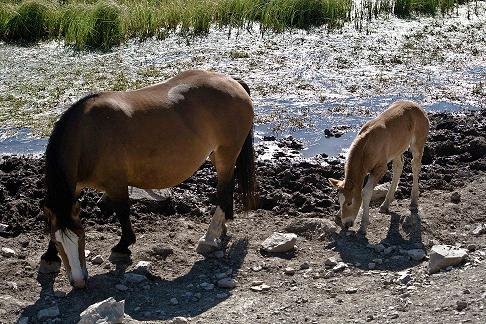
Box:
[357,228,367,236]
[39,259,61,274]
[379,204,389,214]
[196,235,221,255]
[109,251,131,263]
[409,203,419,212]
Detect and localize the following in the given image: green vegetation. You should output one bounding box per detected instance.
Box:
[0,0,471,50]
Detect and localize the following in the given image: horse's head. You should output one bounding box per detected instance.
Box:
[44,202,88,289]
[329,178,361,229]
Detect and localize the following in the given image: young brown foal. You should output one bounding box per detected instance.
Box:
[329,100,429,234]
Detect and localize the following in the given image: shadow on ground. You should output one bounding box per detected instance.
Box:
[334,209,424,272]
[20,239,249,323]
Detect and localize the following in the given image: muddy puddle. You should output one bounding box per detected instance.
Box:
[0,2,484,157]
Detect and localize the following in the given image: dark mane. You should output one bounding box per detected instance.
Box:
[45,93,98,231]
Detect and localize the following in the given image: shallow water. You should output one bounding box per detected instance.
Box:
[0,2,484,157]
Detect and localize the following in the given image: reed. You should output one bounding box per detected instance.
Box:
[0,0,470,49]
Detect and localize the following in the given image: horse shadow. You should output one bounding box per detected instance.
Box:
[19,238,249,323]
[333,208,424,272]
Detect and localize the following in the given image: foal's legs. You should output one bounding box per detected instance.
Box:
[410,138,426,210]
[196,147,238,255]
[379,155,404,213]
[359,165,386,235]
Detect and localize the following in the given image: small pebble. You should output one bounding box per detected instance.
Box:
[91,255,104,265]
[170,297,179,305]
[1,247,16,257]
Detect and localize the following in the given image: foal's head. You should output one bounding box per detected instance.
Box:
[328,178,361,229]
[44,202,88,289]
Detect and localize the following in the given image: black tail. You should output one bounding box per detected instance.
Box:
[234,78,258,210]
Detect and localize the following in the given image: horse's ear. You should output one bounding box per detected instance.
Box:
[328,178,343,188]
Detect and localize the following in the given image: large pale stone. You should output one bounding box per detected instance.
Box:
[428,245,468,274]
[285,218,337,238]
[261,232,297,253]
[79,297,125,324]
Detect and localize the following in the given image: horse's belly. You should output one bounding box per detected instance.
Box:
[127,149,211,189]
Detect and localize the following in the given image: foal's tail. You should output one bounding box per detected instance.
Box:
[234,78,259,211]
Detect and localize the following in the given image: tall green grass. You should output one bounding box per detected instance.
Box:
[0,0,471,50]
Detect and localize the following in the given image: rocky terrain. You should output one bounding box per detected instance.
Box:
[0,110,485,323]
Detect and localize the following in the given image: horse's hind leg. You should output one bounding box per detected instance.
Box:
[196,147,238,255]
[410,137,426,210]
[39,240,61,273]
[107,188,135,260]
[380,155,404,213]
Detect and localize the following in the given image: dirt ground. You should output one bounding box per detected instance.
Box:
[0,110,485,324]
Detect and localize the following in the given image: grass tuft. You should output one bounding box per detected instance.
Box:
[4,1,52,43]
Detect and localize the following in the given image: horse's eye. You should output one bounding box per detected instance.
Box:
[346,202,352,207]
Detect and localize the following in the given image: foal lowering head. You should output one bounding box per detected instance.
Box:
[328,178,362,229]
[327,100,429,234]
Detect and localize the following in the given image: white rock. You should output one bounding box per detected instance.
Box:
[428,245,468,274]
[1,247,16,257]
[134,261,151,273]
[399,273,412,285]
[37,305,60,320]
[124,273,146,284]
[284,267,296,275]
[371,183,390,201]
[324,257,338,267]
[79,297,125,324]
[285,218,338,238]
[332,262,347,272]
[217,277,237,289]
[172,316,189,323]
[0,223,9,232]
[261,232,297,253]
[472,224,486,236]
[84,250,91,258]
[91,255,104,265]
[407,249,426,261]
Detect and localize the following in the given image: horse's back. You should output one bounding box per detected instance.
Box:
[358,101,429,166]
[74,70,254,191]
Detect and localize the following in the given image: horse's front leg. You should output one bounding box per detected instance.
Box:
[39,239,62,273]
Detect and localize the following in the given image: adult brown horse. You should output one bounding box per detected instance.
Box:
[39,70,257,289]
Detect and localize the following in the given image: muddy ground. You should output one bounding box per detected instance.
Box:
[0,110,485,323]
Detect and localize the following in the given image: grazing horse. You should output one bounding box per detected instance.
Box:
[39,70,258,288]
[329,100,429,234]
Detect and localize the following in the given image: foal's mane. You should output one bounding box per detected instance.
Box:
[45,93,98,232]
